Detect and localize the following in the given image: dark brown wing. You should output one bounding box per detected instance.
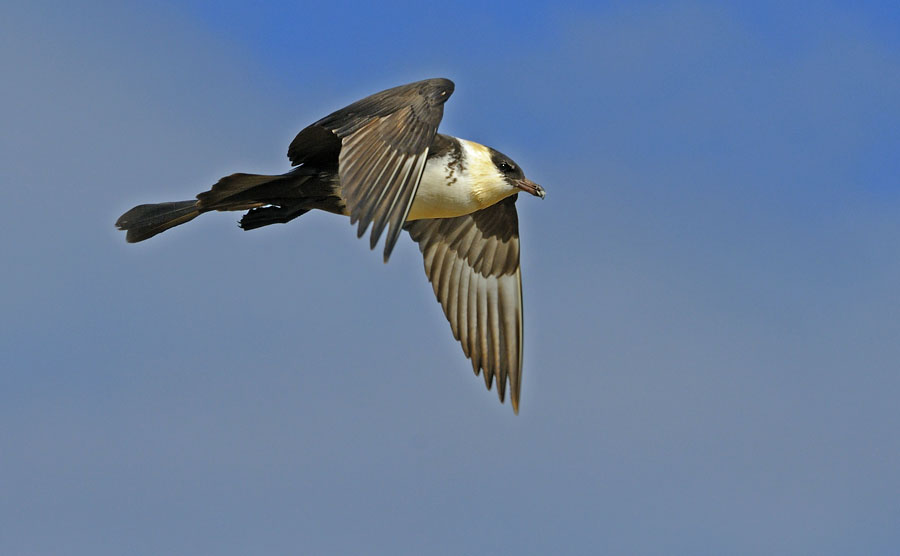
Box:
[405,195,524,413]
[288,78,454,261]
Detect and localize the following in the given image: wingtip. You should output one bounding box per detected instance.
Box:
[423,77,455,101]
[382,235,399,263]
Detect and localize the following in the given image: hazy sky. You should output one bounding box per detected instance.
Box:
[2,1,899,554]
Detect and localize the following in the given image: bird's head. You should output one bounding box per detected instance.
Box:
[488,148,545,199]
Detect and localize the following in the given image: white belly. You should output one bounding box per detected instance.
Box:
[406,159,482,220]
[405,139,515,221]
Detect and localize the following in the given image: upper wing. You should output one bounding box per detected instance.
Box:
[405,195,524,413]
[288,78,454,261]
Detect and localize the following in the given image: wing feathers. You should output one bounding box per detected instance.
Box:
[405,198,524,412]
[285,79,529,411]
[466,271,480,372]
[477,279,492,388]
[446,256,464,338]
[487,285,502,399]
[292,79,452,261]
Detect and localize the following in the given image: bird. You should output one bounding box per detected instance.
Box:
[115,78,545,413]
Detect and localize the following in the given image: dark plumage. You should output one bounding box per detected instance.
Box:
[115,78,545,413]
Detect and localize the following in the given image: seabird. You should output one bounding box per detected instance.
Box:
[116,78,545,413]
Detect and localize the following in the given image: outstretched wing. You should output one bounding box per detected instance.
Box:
[288,78,454,261]
[405,195,524,413]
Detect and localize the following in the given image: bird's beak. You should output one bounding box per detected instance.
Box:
[516,178,546,199]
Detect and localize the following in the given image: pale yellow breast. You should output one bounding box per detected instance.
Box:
[406,139,516,221]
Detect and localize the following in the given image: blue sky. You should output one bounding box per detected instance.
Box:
[2,1,899,554]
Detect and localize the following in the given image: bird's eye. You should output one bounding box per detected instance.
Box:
[499,161,515,173]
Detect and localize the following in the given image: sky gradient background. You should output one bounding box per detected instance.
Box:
[2,1,899,554]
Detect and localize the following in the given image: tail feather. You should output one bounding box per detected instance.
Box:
[115,201,200,243]
[197,173,283,209]
[116,168,333,242]
[239,205,310,230]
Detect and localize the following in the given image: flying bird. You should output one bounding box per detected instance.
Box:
[115,78,545,413]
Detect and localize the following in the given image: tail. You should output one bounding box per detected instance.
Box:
[115,201,200,243]
[115,168,339,242]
